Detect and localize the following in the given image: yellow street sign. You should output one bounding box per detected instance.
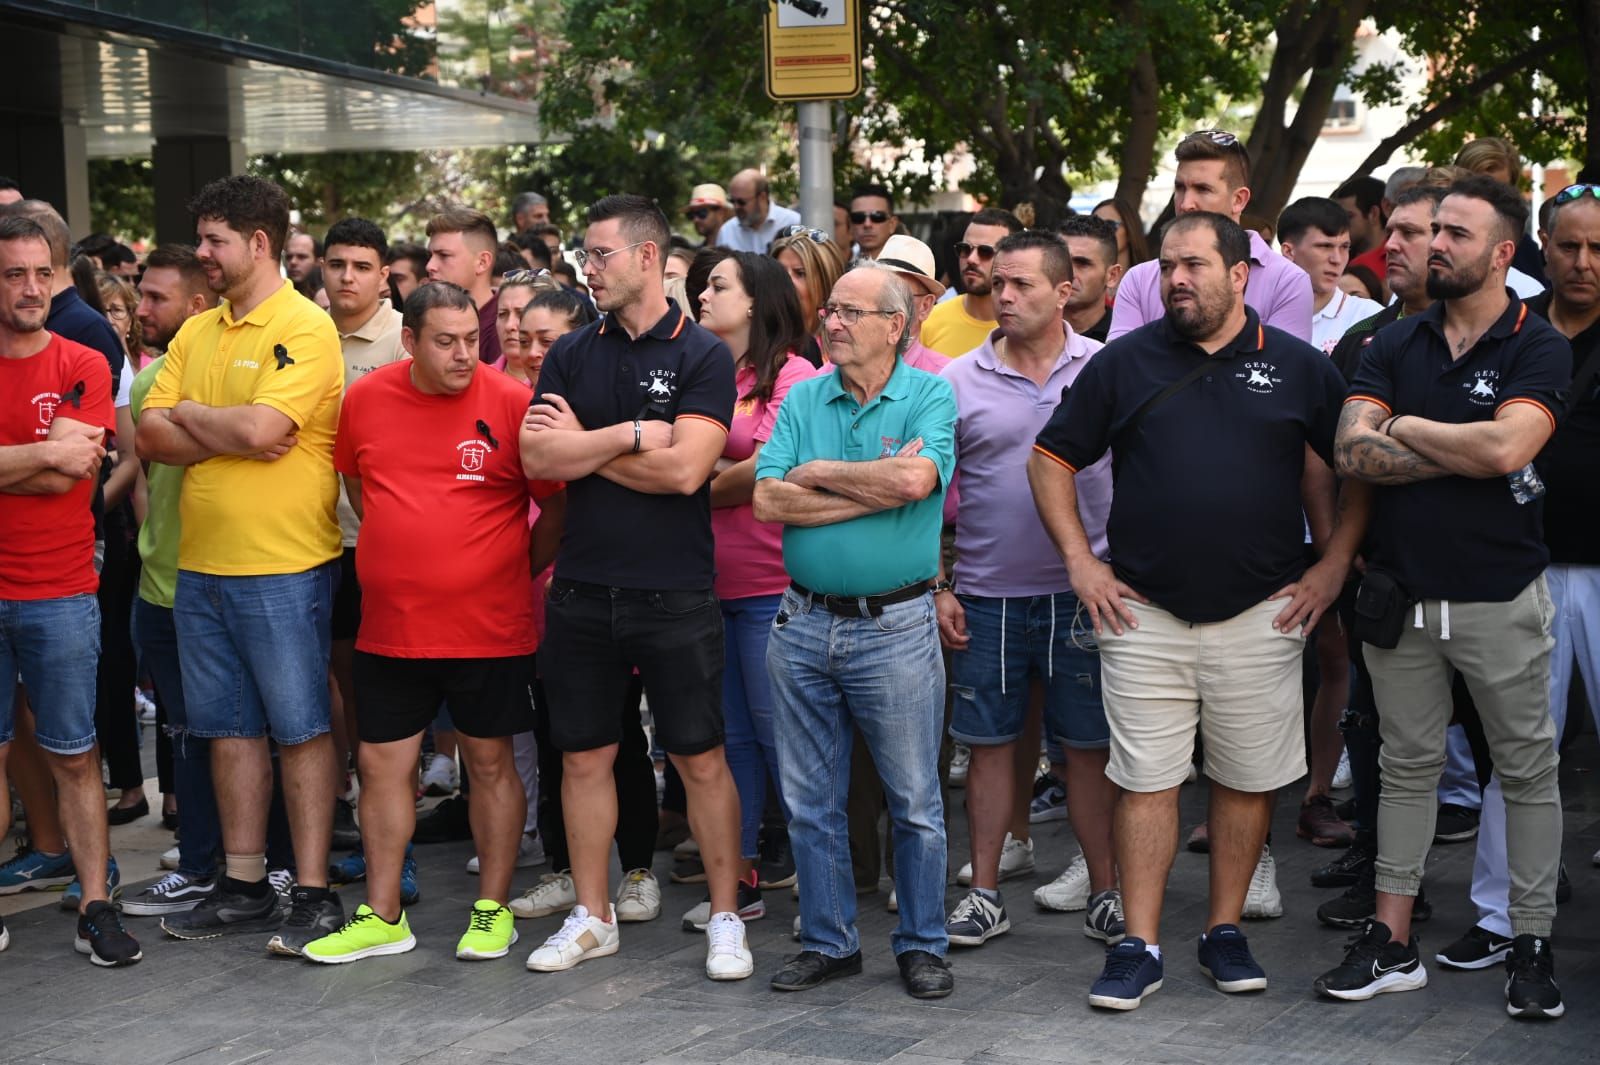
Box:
[764,0,863,101]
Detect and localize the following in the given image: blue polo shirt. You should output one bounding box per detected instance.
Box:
[1348,291,1570,601]
[756,358,957,596]
[1034,308,1346,623]
[532,299,734,590]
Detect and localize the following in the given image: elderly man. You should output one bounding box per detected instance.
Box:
[1029,212,1350,1010]
[717,169,800,253]
[754,262,958,1000]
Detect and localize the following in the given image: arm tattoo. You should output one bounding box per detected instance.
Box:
[1333,402,1449,485]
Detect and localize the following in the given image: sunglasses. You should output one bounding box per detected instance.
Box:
[1189,128,1241,147]
[780,224,832,244]
[1554,184,1600,205]
[850,210,890,224]
[954,241,997,260]
[685,206,715,220]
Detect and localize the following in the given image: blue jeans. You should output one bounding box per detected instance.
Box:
[767,586,948,958]
[174,562,338,744]
[133,596,220,879]
[723,594,785,858]
[0,594,100,754]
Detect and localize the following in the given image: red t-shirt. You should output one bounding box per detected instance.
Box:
[334,361,563,658]
[1349,245,1387,291]
[0,333,116,600]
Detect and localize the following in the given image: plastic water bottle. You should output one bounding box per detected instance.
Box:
[1507,463,1546,504]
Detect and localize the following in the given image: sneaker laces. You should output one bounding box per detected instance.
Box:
[1339,926,1387,965]
[283,891,326,929]
[544,907,594,949]
[618,870,652,901]
[1249,853,1274,894]
[1100,946,1150,980]
[334,909,379,934]
[148,871,193,896]
[707,913,745,955]
[267,869,294,895]
[949,892,989,923]
[468,905,504,934]
[1207,933,1254,968]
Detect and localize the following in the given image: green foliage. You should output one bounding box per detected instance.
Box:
[248,151,438,231]
[88,158,155,243]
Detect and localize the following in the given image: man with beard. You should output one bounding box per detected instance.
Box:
[1320,175,1570,1018]
[919,209,1024,359]
[1029,212,1350,1010]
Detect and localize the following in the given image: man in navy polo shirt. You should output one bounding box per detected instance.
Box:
[1029,212,1352,1010]
[1320,175,1570,1018]
[518,194,750,982]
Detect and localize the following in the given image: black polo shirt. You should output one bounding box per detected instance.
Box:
[1348,290,1571,601]
[1080,306,1111,344]
[1034,308,1345,623]
[1528,292,1600,565]
[532,299,734,590]
[47,286,122,397]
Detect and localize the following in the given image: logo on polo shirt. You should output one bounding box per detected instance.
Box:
[455,439,488,482]
[31,391,60,428]
[1237,361,1282,394]
[640,369,677,402]
[1466,371,1498,405]
[879,435,903,457]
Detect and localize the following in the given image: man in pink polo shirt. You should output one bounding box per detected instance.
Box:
[1108,130,1313,344]
[934,230,1119,949]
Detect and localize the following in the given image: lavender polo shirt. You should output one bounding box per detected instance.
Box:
[1107,229,1313,345]
[941,325,1112,597]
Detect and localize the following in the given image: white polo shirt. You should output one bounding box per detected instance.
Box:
[1312,289,1383,355]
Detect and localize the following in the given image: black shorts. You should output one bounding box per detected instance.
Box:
[352,651,534,744]
[540,579,723,755]
[332,547,361,642]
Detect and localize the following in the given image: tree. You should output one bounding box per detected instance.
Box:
[89,159,155,243]
[249,152,438,231]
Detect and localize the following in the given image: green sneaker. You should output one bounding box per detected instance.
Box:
[302,904,415,965]
[457,899,518,961]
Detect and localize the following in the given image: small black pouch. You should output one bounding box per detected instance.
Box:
[1352,569,1412,650]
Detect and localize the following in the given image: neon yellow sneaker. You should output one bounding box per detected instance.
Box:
[302,904,415,964]
[456,899,519,961]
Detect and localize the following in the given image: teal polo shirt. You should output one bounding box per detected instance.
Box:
[756,358,957,596]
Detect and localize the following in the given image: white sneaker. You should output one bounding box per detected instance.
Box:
[135,689,157,726]
[948,744,970,787]
[704,911,753,980]
[1242,845,1283,919]
[957,833,1035,886]
[1033,852,1091,912]
[673,837,700,858]
[614,868,661,922]
[467,833,547,874]
[525,904,620,972]
[421,753,458,797]
[1332,748,1353,790]
[792,914,802,940]
[267,867,294,899]
[510,871,575,919]
[887,887,898,913]
[160,845,181,871]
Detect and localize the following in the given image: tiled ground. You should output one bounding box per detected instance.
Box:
[3,735,1599,1065]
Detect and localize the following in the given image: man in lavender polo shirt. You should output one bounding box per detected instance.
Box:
[1108,130,1313,345]
[933,231,1120,949]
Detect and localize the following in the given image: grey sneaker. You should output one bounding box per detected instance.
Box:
[121,871,217,917]
[266,888,345,956]
[1084,888,1127,945]
[161,879,281,940]
[945,889,1009,947]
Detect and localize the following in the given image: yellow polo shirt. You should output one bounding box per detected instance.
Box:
[144,280,344,575]
[919,297,996,359]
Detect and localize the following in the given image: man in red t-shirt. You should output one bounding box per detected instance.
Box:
[0,215,140,966]
[303,281,564,965]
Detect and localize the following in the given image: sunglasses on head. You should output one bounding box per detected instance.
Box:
[954,241,996,260]
[685,206,715,220]
[780,224,831,244]
[850,210,890,224]
[1190,128,1241,147]
[1554,184,1600,205]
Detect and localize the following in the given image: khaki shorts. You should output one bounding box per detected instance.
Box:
[1099,597,1306,794]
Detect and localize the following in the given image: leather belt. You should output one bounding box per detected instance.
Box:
[789,580,929,618]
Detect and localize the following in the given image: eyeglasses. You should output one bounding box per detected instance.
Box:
[780,224,831,244]
[1189,128,1241,147]
[819,304,898,326]
[1554,184,1600,205]
[850,210,890,224]
[954,241,997,260]
[104,305,130,321]
[573,241,649,271]
[685,207,715,220]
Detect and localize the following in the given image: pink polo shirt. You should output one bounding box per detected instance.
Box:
[904,339,960,523]
[1107,229,1314,345]
[941,324,1112,596]
[713,353,818,600]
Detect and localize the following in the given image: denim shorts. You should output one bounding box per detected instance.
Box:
[0,594,101,754]
[173,561,338,745]
[947,592,1108,749]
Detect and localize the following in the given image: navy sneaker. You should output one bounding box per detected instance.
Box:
[1198,924,1267,992]
[60,857,121,911]
[1088,938,1164,1010]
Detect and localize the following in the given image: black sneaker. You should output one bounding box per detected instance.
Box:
[1505,935,1563,1019]
[1556,862,1571,905]
[75,899,142,967]
[1433,803,1480,843]
[122,871,217,916]
[1313,920,1427,1001]
[266,887,345,956]
[757,833,796,890]
[1316,868,1432,929]
[412,794,472,844]
[1311,840,1374,889]
[1436,924,1513,970]
[161,876,282,940]
[331,799,361,852]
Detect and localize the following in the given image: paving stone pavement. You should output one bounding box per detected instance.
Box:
[4,735,1600,1065]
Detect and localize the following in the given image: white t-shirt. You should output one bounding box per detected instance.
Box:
[116,358,135,409]
[1312,289,1384,355]
[715,204,802,253]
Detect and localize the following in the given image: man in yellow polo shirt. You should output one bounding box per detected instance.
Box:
[135,176,346,957]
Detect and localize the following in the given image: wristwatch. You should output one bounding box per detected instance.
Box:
[931,578,954,595]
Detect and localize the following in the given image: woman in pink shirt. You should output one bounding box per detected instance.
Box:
[700,252,818,905]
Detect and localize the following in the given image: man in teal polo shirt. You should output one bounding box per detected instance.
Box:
[753,262,957,1000]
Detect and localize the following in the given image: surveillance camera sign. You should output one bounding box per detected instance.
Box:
[765,0,862,100]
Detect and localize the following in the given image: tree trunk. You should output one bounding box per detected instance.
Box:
[1579,0,1600,181]
[1112,7,1161,225]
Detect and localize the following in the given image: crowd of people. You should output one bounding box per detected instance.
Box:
[0,130,1595,1022]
